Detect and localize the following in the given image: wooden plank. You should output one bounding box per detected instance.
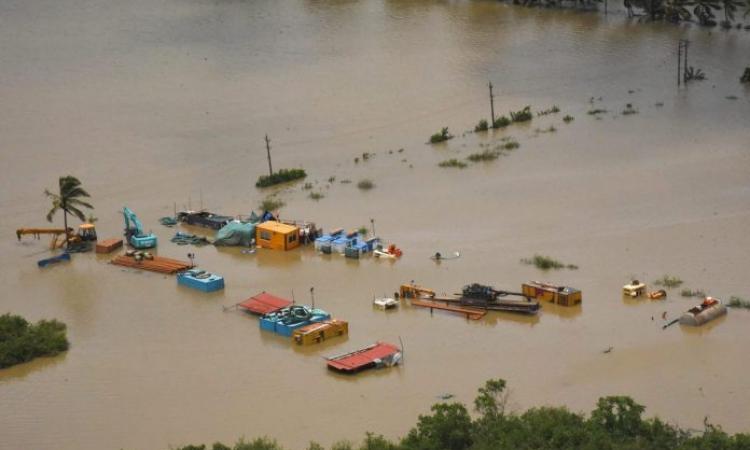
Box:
[410,298,486,320]
[111,255,191,274]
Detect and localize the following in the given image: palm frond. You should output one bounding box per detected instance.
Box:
[65,205,87,222]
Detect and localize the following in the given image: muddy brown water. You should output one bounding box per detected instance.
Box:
[1,0,750,449]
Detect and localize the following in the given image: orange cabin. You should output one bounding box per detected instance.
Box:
[255,221,300,251]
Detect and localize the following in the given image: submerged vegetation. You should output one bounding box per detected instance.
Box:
[537,105,560,116]
[474,119,489,132]
[653,274,684,288]
[357,179,375,190]
[171,378,750,450]
[587,108,608,116]
[467,149,501,162]
[681,288,707,298]
[308,191,325,201]
[521,254,578,270]
[727,296,750,309]
[509,106,533,123]
[259,197,285,211]
[622,103,639,115]
[438,158,468,168]
[256,169,307,188]
[429,127,453,144]
[563,114,575,123]
[0,313,69,369]
[742,67,750,83]
[493,115,511,128]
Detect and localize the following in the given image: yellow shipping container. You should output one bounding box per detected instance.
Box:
[522,281,582,306]
[293,320,348,345]
[256,221,300,251]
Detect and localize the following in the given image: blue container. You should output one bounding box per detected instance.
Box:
[177,269,225,292]
[259,306,331,337]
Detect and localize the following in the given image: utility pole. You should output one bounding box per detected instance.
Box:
[264,134,273,177]
[370,218,376,236]
[488,82,496,127]
[683,40,689,83]
[677,41,682,86]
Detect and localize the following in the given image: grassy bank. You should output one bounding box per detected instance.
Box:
[170,379,750,450]
[0,313,69,369]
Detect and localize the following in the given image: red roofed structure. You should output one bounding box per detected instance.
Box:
[238,292,292,315]
[326,342,402,373]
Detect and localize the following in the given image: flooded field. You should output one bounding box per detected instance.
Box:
[1,0,749,449]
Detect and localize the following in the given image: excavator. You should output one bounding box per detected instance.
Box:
[16,224,97,249]
[123,207,157,249]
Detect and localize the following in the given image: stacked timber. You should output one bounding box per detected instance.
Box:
[111,254,191,274]
[96,238,123,254]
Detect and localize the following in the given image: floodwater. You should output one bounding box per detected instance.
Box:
[1,0,749,448]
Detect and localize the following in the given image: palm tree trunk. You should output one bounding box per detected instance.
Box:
[63,210,69,249]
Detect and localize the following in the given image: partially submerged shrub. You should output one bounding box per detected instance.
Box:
[467,150,501,162]
[255,168,307,188]
[622,103,638,115]
[588,108,608,116]
[537,105,560,116]
[302,182,313,190]
[0,314,69,369]
[684,66,706,81]
[680,289,706,298]
[308,191,324,201]
[741,67,750,83]
[475,119,489,132]
[502,140,520,150]
[520,254,577,270]
[429,127,453,144]
[438,158,468,168]
[653,275,683,288]
[510,106,533,122]
[727,296,750,309]
[357,179,375,190]
[563,115,575,123]
[259,197,285,211]
[493,116,511,128]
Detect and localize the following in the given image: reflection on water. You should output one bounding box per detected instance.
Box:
[1,0,749,449]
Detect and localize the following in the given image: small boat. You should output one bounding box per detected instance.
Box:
[623,280,646,298]
[326,342,402,374]
[373,296,399,310]
[374,243,402,259]
[647,290,667,300]
[679,297,727,326]
[177,269,225,292]
[37,252,71,268]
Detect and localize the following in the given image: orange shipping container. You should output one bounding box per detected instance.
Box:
[255,221,300,251]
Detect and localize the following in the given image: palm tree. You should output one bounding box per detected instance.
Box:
[45,176,94,249]
[719,0,743,22]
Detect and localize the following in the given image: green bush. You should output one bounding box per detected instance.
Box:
[741,67,750,83]
[510,106,533,123]
[563,115,575,123]
[438,159,468,168]
[492,116,511,128]
[0,313,69,369]
[308,191,324,201]
[680,289,706,298]
[653,275,683,288]
[357,179,375,190]
[429,127,453,144]
[474,119,489,132]
[727,296,750,309]
[587,108,607,116]
[255,169,307,188]
[466,150,501,162]
[520,255,577,270]
[259,197,285,211]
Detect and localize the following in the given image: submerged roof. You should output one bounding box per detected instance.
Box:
[238,292,292,315]
[327,342,400,372]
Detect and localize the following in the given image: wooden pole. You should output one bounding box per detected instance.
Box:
[370,218,375,236]
[265,134,273,177]
[683,41,689,83]
[677,39,682,87]
[488,82,496,127]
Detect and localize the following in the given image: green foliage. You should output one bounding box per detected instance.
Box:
[653,275,684,288]
[259,197,285,211]
[466,150,501,162]
[44,175,94,248]
[520,255,577,270]
[537,105,560,116]
[401,403,473,450]
[360,433,398,450]
[233,437,284,450]
[589,396,646,439]
[492,116,511,128]
[588,108,608,116]
[741,68,750,83]
[474,379,507,418]
[0,313,69,369]
[255,169,307,188]
[622,103,639,115]
[438,159,468,168]
[357,179,375,190]
[474,119,489,132]
[429,127,453,144]
[684,66,706,81]
[330,441,354,450]
[309,191,324,201]
[509,106,533,123]
[303,182,313,190]
[680,289,706,298]
[727,296,750,309]
[563,115,575,123]
[306,443,325,450]
[502,140,520,150]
